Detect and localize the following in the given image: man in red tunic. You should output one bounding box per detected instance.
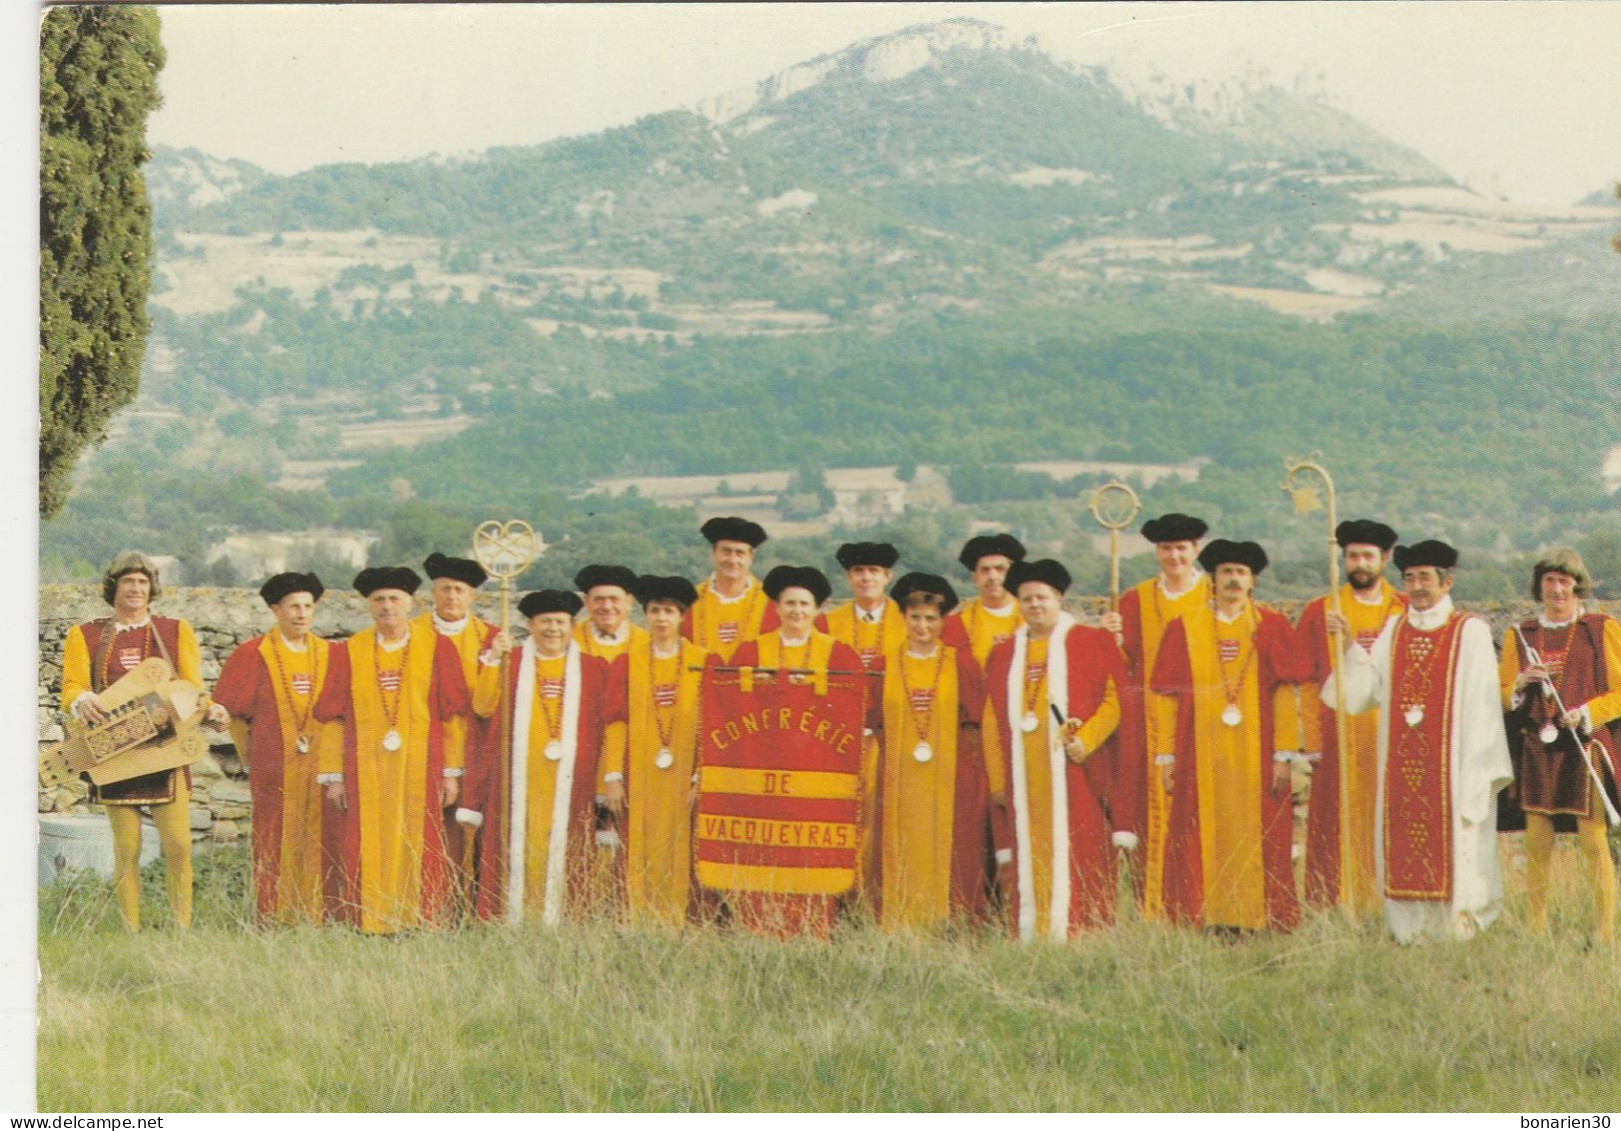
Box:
[1296,519,1405,916]
[1497,547,1620,944]
[1151,540,1305,934]
[312,566,473,933]
[214,571,338,924]
[985,559,1128,939]
[458,589,628,925]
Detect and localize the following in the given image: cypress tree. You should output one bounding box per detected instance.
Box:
[39,6,165,517]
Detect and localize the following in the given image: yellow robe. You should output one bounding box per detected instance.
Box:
[624,637,707,925]
[317,629,462,934]
[1176,608,1302,931]
[574,620,649,663]
[880,647,964,929]
[1299,582,1403,915]
[412,611,495,773]
[686,576,771,662]
[1128,573,1210,918]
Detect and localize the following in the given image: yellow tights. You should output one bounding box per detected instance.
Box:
[1524,811,1615,943]
[105,777,193,931]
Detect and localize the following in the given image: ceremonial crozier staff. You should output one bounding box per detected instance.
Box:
[1498,548,1621,944]
[1089,479,1141,615]
[984,559,1129,940]
[693,566,866,938]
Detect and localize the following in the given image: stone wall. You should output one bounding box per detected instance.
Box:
[38,583,1608,841]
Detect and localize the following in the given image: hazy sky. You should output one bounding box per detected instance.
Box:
[144,2,1621,207]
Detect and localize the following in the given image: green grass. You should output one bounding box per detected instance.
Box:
[37,844,1621,1111]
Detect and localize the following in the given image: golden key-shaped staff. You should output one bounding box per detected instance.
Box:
[471,520,542,889]
[1088,479,1141,613]
[1282,455,1354,915]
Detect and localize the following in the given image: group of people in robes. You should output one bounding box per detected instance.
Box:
[60,514,1619,945]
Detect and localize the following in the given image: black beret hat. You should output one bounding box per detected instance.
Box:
[1393,540,1458,572]
[700,516,768,548]
[957,533,1026,572]
[259,571,324,607]
[1006,559,1072,596]
[518,590,584,619]
[835,542,899,570]
[762,565,832,606]
[423,552,488,589]
[1141,513,1209,544]
[353,566,421,596]
[890,572,960,615]
[1197,539,1269,576]
[633,574,700,610]
[1335,520,1398,552]
[574,564,638,594]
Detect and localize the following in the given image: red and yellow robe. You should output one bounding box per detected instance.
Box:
[623,636,708,926]
[463,644,627,924]
[682,576,779,662]
[1498,613,1621,820]
[1116,574,1209,917]
[61,616,202,805]
[312,628,471,934]
[1297,582,1404,914]
[817,599,906,906]
[870,642,987,929]
[985,618,1125,939]
[1152,605,1305,932]
[215,632,340,924]
[413,611,499,901]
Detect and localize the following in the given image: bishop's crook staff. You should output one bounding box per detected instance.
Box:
[471,520,543,874]
[1283,455,1355,915]
[1088,479,1141,613]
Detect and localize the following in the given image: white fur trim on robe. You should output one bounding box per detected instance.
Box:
[1006,612,1076,942]
[506,638,584,926]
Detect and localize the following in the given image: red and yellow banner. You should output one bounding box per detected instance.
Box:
[695,651,864,897]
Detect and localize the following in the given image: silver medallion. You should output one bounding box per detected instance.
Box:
[1021,714,1040,733]
[1220,704,1242,728]
[381,728,403,752]
[655,748,675,770]
[544,741,564,761]
[913,742,934,764]
[296,734,310,754]
[1539,723,1561,745]
[1403,706,1424,728]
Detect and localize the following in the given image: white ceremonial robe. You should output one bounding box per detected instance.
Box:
[1325,596,1514,942]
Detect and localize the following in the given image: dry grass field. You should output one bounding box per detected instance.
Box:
[35,837,1621,1113]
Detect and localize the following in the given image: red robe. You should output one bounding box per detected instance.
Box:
[985,623,1127,936]
[214,634,338,923]
[1152,607,1304,932]
[462,650,626,923]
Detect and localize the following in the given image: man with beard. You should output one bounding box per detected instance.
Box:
[1325,540,1513,942]
[1151,540,1306,934]
[1297,520,1406,916]
[1100,513,1211,919]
